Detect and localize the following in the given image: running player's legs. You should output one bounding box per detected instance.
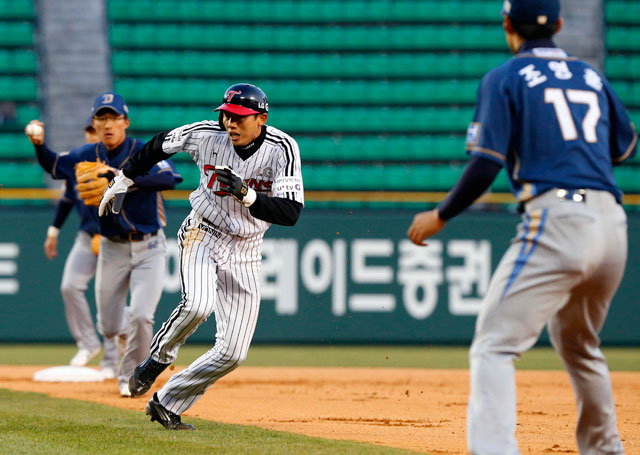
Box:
[468,207,584,455]
[157,237,261,415]
[120,231,167,385]
[61,231,100,352]
[149,218,219,364]
[548,200,627,455]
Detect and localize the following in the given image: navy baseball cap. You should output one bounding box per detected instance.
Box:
[91,92,129,116]
[502,0,560,24]
[84,115,94,130]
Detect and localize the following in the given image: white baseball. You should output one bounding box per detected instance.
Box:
[26,123,43,136]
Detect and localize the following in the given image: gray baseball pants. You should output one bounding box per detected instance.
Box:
[95,230,167,389]
[467,189,626,455]
[60,230,119,370]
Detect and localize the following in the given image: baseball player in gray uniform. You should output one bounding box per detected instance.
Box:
[100,83,304,429]
[408,1,637,454]
[43,121,120,376]
[27,92,182,396]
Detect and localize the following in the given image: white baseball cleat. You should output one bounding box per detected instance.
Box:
[119,382,132,397]
[70,347,102,367]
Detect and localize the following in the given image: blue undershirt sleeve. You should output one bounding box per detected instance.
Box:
[51,198,74,229]
[34,144,58,174]
[437,155,503,221]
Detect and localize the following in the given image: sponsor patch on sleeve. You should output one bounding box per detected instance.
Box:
[273,176,303,197]
[162,126,188,153]
[466,122,481,147]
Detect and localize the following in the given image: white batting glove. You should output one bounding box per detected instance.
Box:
[99,172,134,216]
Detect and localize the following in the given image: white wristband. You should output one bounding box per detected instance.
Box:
[242,188,257,207]
[47,226,60,238]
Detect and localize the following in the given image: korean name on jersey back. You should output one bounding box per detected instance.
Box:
[465,47,637,203]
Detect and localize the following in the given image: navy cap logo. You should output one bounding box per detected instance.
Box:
[92,92,129,116]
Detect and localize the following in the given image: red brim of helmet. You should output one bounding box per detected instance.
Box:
[214,103,261,116]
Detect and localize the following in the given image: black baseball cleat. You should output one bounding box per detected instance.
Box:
[128,357,169,397]
[145,393,195,430]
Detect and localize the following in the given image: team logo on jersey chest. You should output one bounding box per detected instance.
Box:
[203,164,273,196]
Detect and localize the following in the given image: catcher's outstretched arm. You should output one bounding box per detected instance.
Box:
[121,131,172,180]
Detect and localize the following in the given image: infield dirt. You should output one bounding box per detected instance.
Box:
[0,366,638,454]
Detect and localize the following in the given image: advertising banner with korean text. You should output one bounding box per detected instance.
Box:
[1,207,638,344]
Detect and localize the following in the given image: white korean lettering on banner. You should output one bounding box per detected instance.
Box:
[163,239,181,293]
[261,239,298,314]
[446,240,491,315]
[0,243,19,294]
[299,239,347,316]
[349,239,395,312]
[397,239,443,319]
[257,237,491,319]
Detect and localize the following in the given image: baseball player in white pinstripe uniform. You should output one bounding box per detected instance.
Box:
[99,83,304,430]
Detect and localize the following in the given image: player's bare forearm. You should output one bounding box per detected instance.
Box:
[407,209,446,246]
[122,131,173,179]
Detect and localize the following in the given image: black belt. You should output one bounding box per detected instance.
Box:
[106,230,158,243]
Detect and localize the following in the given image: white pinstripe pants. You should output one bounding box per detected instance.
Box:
[150,212,262,415]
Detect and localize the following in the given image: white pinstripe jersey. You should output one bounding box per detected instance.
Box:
[162,121,304,238]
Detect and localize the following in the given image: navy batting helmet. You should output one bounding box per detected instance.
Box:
[214,83,269,116]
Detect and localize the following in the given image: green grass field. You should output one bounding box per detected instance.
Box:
[1,344,638,454]
[0,389,417,455]
[1,343,639,371]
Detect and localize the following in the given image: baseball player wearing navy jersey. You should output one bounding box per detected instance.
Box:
[26,92,182,397]
[408,1,637,454]
[42,121,121,377]
[100,83,304,430]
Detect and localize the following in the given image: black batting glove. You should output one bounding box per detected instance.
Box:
[98,170,116,182]
[215,167,248,203]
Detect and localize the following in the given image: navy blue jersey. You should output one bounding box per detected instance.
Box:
[40,137,181,236]
[466,41,638,203]
[60,179,100,235]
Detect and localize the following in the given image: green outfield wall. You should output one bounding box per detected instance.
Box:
[1,206,638,344]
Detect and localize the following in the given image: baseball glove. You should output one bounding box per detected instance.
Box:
[74,160,116,207]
